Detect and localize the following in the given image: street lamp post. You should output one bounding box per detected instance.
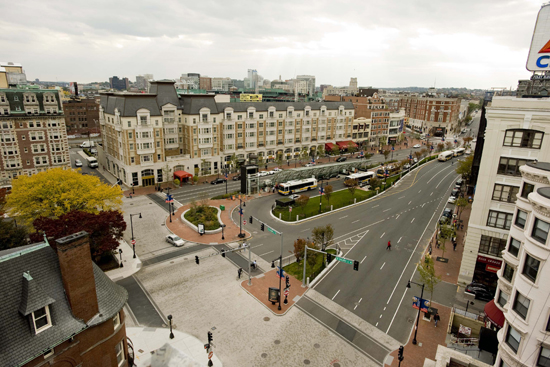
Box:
[318,180,324,214]
[221,224,226,240]
[238,197,245,238]
[118,249,123,268]
[406,280,425,345]
[130,213,142,258]
[167,315,174,339]
[165,188,172,223]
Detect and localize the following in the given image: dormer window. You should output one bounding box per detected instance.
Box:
[32,306,52,334]
[248,112,254,119]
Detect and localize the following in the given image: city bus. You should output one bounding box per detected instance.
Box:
[452,148,465,157]
[278,178,317,195]
[345,172,375,187]
[438,151,454,161]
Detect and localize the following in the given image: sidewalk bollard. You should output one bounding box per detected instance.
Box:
[354,198,356,204]
[307,277,310,287]
[279,213,282,219]
[331,205,333,211]
[296,215,299,221]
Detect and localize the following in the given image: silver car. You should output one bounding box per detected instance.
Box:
[166,234,185,247]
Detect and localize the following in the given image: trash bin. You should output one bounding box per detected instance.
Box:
[220,205,225,211]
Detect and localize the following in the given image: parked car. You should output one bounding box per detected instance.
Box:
[232,174,241,181]
[455,179,463,187]
[413,144,421,148]
[465,283,494,301]
[74,159,82,167]
[166,234,185,247]
[443,208,453,218]
[451,188,460,198]
[305,163,316,167]
[439,215,450,225]
[336,157,347,162]
[272,167,283,172]
[448,196,457,204]
[211,178,227,185]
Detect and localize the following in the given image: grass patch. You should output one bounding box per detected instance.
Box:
[284,249,337,281]
[184,205,220,230]
[273,189,375,221]
[211,191,239,200]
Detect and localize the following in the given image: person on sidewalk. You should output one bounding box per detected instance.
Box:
[237,267,243,279]
[387,240,391,251]
[434,312,440,327]
[453,241,457,251]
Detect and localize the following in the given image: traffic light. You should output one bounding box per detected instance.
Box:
[207,331,213,344]
[353,260,359,271]
[221,250,226,258]
[327,253,332,263]
[249,216,253,224]
[398,346,404,361]
[285,275,290,288]
[261,223,265,231]
[195,256,199,265]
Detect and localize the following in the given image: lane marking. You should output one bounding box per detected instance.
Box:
[395,215,400,220]
[373,205,379,208]
[398,196,405,199]
[408,201,412,205]
[361,256,367,264]
[339,215,348,219]
[418,190,421,193]
[380,315,383,319]
[380,262,385,270]
[398,237,402,243]
[300,228,311,232]
[411,218,415,223]
[260,250,274,256]
[380,232,385,238]
[430,192,433,196]
[332,289,340,301]
[352,220,360,224]
[383,208,390,212]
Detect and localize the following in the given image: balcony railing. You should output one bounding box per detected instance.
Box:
[163,118,175,123]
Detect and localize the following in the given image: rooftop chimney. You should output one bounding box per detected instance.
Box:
[55,231,99,323]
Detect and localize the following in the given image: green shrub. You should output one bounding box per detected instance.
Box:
[173,178,180,186]
[184,204,220,230]
[211,191,239,200]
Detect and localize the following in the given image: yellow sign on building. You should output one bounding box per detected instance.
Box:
[240,94,262,102]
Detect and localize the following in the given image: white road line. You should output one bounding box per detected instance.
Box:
[422,203,425,207]
[380,262,385,270]
[259,250,274,257]
[408,201,412,205]
[380,314,383,319]
[430,192,433,196]
[418,190,421,193]
[332,290,340,300]
[300,228,311,232]
[384,307,386,311]
[436,169,459,189]
[361,256,367,264]
[373,205,379,208]
[395,215,400,220]
[398,196,405,199]
[376,322,379,327]
[380,232,385,238]
[411,218,415,223]
[358,297,363,304]
[398,237,402,243]
[352,220,360,224]
[339,215,348,219]
[383,208,390,212]
[354,304,358,310]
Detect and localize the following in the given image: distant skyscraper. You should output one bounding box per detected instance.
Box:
[109,76,129,91]
[349,77,358,90]
[247,69,258,89]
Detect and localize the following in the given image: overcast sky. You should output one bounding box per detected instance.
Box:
[0,0,543,89]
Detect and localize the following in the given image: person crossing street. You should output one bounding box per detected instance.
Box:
[387,240,391,251]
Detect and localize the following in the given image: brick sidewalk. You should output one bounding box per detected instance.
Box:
[165,197,252,244]
[240,268,306,315]
[385,197,474,366]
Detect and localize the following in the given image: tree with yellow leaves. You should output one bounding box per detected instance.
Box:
[6,168,123,227]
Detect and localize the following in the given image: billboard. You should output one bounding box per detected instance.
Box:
[527,4,550,71]
[240,94,262,102]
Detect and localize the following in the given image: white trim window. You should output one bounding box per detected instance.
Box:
[113,312,121,330]
[115,340,125,366]
[32,306,52,334]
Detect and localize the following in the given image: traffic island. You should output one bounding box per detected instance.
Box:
[240,269,306,316]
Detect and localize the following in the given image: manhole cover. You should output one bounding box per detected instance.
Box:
[261,353,267,358]
[274,340,280,345]
[263,317,270,321]
[304,360,310,365]
[334,363,341,367]
[314,343,320,348]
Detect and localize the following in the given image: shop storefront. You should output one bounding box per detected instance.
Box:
[472,255,502,291]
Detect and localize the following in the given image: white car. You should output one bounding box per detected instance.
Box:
[305,163,316,167]
[448,196,457,204]
[413,144,421,148]
[258,171,269,177]
[403,163,411,170]
[289,194,301,200]
[272,167,282,172]
[74,159,83,167]
[166,234,185,247]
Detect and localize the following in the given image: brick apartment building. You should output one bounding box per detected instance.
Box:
[0,231,130,366]
[63,98,100,136]
[0,87,70,187]
[398,94,461,136]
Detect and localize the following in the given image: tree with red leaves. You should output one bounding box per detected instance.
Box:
[30,210,126,261]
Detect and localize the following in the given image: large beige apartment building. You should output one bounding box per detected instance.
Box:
[0,87,70,186]
[99,80,354,187]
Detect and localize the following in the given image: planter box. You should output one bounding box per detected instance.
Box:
[181,206,224,234]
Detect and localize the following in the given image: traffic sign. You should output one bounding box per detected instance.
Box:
[335,256,353,265]
[289,206,292,212]
[208,351,213,359]
[268,227,277,235]
[243,220,247,225]
[131,239,136,245]
[284,289,289,296]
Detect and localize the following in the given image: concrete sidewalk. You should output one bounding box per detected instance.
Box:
[106,239,142,282]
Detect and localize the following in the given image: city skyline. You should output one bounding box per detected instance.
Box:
[0,0,540,89]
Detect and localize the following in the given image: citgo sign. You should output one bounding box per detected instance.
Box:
[527,4,550,71]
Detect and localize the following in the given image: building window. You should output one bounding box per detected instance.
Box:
[523,254,540,283]
[115,340,125,366]
[497,157,533,176]
[487,210,513,230]
[532,218,550,244]
[492,184,519,203]
[479,235,507,257]
[502,263,514,282]
[32,306,52,334]
[508,237,520,257]
[521,182,535,199]
[505,325,521,353]
[497,291,509,307]
[512,291,530,320]
[515,210,527,229]
[538,347,550,366]
[503,129,543,149]
[113,312,121,329]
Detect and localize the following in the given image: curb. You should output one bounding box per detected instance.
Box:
[239,279,295,317]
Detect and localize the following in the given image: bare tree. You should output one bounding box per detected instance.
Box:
[345,179,358,202]
[292,238,307,262]
[324,185,333,209]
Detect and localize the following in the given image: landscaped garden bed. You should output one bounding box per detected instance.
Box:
[183,204,221,230]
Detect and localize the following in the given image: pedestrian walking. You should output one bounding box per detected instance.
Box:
[237,267,243,279]
[387,240,391,251]
[453,241,457,251]
[434,312,440,327]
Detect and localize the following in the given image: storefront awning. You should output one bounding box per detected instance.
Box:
[325,143,336,151]
[336,140,358,149]
[174,171,193,179]
[484,299,504,328]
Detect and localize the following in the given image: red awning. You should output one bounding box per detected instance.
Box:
[174,171,193,179]
[336,140,358,148]
[325,143,336,151]
[484,299,504,328]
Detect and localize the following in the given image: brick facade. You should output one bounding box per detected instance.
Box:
[63,98,100,136]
